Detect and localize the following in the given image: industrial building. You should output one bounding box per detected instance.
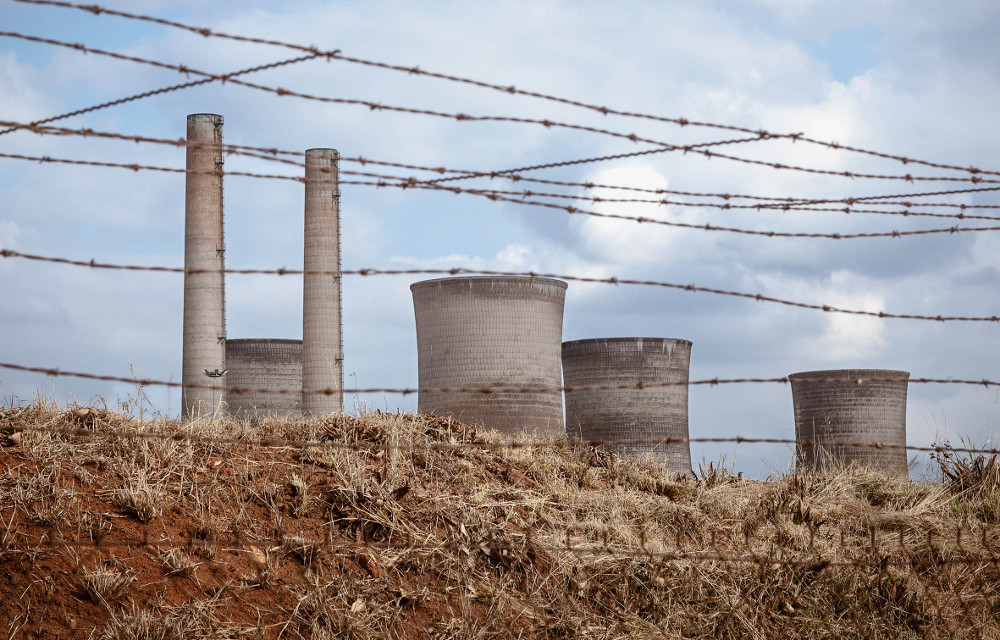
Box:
[177,113,914,480]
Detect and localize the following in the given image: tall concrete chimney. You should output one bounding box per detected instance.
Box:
[181,113,226,417]
[302,148,343,415]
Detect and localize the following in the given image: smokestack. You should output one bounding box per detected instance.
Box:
[302,148,343,415]
[182,113,226,418]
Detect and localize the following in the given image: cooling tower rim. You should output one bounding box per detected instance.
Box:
[789,368,910,382]
[226,338,303,345]
[410,275,568,292]
[562,337,693,350]
[305,147,341,157]
[187,113,223,121]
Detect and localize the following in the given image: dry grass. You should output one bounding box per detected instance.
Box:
[1,401,999,639]
[81,562,135,605]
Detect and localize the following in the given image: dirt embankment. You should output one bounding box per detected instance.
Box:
[1,403,999,639]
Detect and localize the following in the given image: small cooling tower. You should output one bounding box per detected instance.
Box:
[181,113,226,417]
[225,339,303,418]
[562,338,693,474]
[411,276,567,436]
[789,369,909,476]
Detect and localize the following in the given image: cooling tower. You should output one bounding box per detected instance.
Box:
[225,339,303,418]
[562,338,693,474]
[181,113,226,417]
[790,369,909,476]
[411,276,567,436]
[301,148,344,416]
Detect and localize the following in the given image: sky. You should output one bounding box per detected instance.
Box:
[2,0,1000,478]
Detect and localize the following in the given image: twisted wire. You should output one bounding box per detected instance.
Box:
[4,249,1000,323]
[14,0,1000,181]
[3,30,999,186]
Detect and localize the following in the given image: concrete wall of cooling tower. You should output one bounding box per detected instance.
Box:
[225,339,303,418]
[411,276,566,436]
[562,337,693,474]
[302,148,343,415]
[182,113,226,417]
[790,369,909,476]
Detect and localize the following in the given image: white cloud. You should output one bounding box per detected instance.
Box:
[754,269,886,363]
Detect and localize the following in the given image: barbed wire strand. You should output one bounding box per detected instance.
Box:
[0,31,793,180]
[3,361,1000,403]
[331,171,1000,239]
[3,248,999,323]
[779,186,1000,207]
[421,137,763,185]
[11,119,1000,209]
[4,410,1000,458]
[0,150,301,182]
[394,171,1000,203]
[14,0,1000,182]
[2,529,996,569]
[4,30,1000,187]
[0,53,321,137]
[348,176,1000,224]
[5,149,1000,240]
[0,118,800,202]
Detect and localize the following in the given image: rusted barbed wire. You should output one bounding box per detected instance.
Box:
[402,171,1000,203]
[4,360,1000,403]
[353,176,1000,224]
[354,172,1000,239]
[3,530,997,569]
[0,53,321,137]
[6,149,1000,239]
[16,0,1000,182]
[4,248,1000,323]
[779,186,1000,207]
[2,119,793,202]
[5,412,1000,458]
[13,119,1000,210]
[6,136,1000,224]
[0,150,301,182]
[5,29,1000,186]
[421,137,765,184]
[0,31,785,177]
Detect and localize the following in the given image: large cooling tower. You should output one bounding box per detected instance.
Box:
[181,113,226,417]
[302,148,344,415]
[562,338,693,474]
[225,339,303,418]
[411,276,567,436]
[790,369,909,476]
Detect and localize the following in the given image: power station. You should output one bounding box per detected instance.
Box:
[180,115,342,419]
[178,113,913,478]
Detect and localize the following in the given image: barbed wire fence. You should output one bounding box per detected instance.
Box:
[2,5,1000,637]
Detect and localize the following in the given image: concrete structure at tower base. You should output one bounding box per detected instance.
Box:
[225,338,302,419]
